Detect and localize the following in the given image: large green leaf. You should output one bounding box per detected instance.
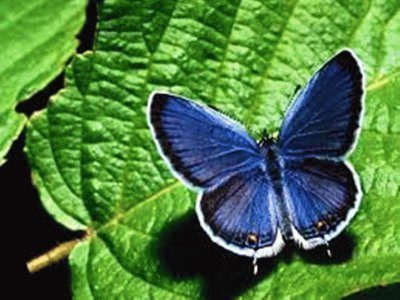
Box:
[26,0,400,298]
[0,0,87,164]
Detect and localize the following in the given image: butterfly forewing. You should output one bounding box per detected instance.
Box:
[148,93,263,189]
[278,50,364,159]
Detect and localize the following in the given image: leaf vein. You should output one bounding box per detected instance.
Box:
[100,180,181,231]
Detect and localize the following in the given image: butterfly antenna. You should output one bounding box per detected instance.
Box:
[283,84,302,117]
[252,255,258,275]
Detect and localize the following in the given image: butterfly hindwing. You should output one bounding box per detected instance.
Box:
[282,158,361,248]
[197,166,284,257]
[148,92,263,189]
[278,50,364,159]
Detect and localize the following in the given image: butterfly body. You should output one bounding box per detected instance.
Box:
[148,49,364,259]
[257,139,294,241]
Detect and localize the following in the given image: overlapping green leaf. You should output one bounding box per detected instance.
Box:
[26,0,400,298]
[0,0,87,164]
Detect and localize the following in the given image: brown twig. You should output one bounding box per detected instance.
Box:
[26,239,81,273]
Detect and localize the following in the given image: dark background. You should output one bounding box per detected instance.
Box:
[6,1,399,299]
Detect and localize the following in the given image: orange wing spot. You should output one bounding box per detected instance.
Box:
[247,233,258,245]
[316,221,327,231]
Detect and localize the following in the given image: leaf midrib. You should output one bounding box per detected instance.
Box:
[96,180,181,232]
[242,0,300,124]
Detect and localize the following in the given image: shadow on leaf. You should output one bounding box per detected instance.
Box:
[297,233,355,265]
[159,212,356,299]
[158,213,287,300]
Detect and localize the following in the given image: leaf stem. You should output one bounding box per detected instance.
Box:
[26,239,81,273]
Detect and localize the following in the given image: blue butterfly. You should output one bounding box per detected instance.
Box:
[148,49,364,271]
